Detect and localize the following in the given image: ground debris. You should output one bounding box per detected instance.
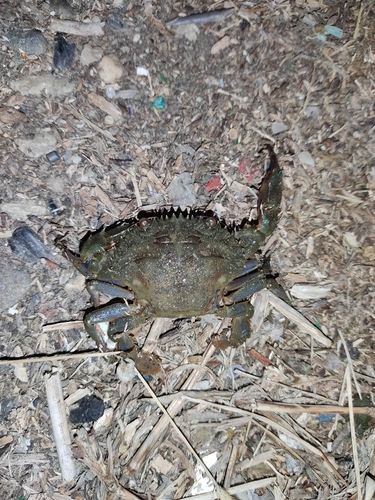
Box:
[0,0,374,498]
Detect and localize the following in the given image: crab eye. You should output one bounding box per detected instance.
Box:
[207,217,217,228]
[138,218,150,230]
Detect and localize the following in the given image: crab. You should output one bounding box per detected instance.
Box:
[67,148,284,373]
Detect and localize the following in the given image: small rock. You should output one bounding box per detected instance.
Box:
[98,55,123,84]
[105,86,116,99]
[175,24,199,42]
[1,199,47,219]
[271,122,288,135]
[0,253,31,312]
[116,89,139,99]
[106,12,128,32]
[8,29,47,55]
[16,131,57,158]
[69,395,105,424]
[50,0,74,19]
[302,15,317,27]
[80,43,103,66]
[104,115,115,125]
[46,150,60,164]
[10,74,74,96]
[8,226,53,262]
[304,106,320,121]
[166,173,197,208]
[53,36,75,70]
[298,150,315,167]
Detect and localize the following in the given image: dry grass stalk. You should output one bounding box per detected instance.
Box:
[68,105,117,141]
[134,365,234,499]
[182,477,276,500]
[259,289,332,347]
[182,396,346,484]
[345,367,362,500]
[0,350,124,366]
[128,343,217,471]
[338,329,362,398]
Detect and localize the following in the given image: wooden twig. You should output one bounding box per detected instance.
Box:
[44,370,76,481]
[50,19,105,36]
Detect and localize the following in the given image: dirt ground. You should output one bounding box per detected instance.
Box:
[0,0,374,499]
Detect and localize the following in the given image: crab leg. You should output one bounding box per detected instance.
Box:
[84,302,146,349]
[236,147,282,259]
[86,280,134,307]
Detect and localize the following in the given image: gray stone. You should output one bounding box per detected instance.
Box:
[166,172,197,208]
[0,246,31,312]
[8,29,47,55]
[16,131,57,158]
[10,74,75,97]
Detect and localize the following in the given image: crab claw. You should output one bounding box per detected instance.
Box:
[235,147,282,259]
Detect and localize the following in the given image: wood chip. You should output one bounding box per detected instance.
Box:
[50,19,105,36]
[211,35,231,54]
[88,93,123,120]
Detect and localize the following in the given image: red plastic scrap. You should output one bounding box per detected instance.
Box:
[238,157,251,174]
[244,170,260,182]
[205,175,222,192]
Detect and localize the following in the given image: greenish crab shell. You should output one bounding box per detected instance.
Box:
[80,214,249,318]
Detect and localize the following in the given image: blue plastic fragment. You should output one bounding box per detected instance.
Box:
[152,96,165,109]
[317,413,335,423]
[324,25,344,39]
[226,365,245,379]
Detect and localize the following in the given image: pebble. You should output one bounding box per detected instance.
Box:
[8,29,47,55]
[8,226,53,262]
[80,43,103,66]
[104,115,115,125]
[16,131,57,158]
[105,86,116,99]
[298,150,315,167]
[175,24,199,42]
[69,395,105,424]
[106,12,128,32]
[0,247,31,313]
[1,199,47,218]
[53,36,75,69]
[304,106,320,121]
[10,74,74,96]
[271,122,288,135]
[46,150,60,164]
[166,172,197,208]
[98,55,123,84]
[50,0,74,19]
